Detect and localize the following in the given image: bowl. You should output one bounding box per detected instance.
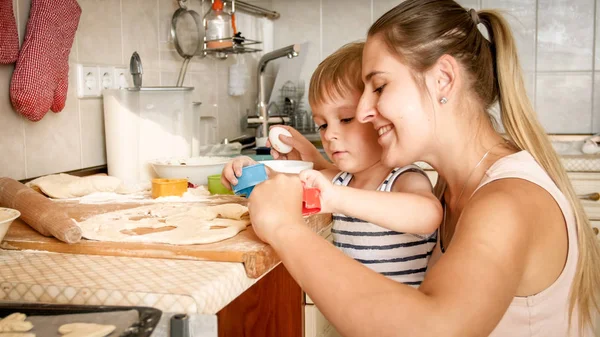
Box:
[0,208,20,241]
[207,174,234,195]
[260,160,314,174]
[151,156,230,186]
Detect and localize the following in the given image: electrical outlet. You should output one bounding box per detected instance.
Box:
[77,64,101,98]
[98,66,114,92]
[113,67,130,89]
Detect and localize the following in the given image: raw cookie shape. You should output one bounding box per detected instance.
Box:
[58,323,115,337]
[78,203,251,245]
[0,313,33,333]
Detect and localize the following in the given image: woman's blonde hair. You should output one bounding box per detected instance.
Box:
[308,42,364,108]
[369,0,600,331]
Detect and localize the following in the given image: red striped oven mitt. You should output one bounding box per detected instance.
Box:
[0,0,19,64]
[10,0,81,121]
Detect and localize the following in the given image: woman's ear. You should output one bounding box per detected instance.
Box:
[430,54,459,102]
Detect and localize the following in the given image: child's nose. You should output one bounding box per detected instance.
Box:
[323,126,338,141]
[356,91,377,123]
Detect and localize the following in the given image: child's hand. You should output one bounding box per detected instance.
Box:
[299,169,337,213]
[267,125,321,161]
[221,156,258,189]
[248,173,304,245]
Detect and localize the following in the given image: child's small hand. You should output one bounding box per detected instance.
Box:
[267,125,321,161]
[221,156,258,189]
[299,169,337,213]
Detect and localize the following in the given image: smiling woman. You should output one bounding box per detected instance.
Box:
[246,1,600,336]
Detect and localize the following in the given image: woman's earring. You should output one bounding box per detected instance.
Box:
[440,97,448,104]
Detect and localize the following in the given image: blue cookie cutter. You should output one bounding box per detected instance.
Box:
[232,163,268,198]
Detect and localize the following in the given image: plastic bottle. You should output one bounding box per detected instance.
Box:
[228,55,248,96]
[204,0,233,49]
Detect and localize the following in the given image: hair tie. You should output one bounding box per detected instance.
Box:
[469,8,480,25]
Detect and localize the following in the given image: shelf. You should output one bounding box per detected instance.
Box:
[202,37,262,59]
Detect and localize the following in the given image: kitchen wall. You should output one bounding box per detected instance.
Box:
[0,0,272,181]
[271,0,600,135]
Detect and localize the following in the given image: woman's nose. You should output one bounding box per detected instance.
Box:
[356,91,377,123]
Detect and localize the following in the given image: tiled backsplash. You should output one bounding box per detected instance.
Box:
[272,0,600,135]
[1,0,599,181]
[0,0,272,180]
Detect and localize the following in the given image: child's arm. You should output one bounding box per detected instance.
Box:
[301,170,442,235]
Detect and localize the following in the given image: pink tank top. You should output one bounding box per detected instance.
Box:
[432,151,594,336]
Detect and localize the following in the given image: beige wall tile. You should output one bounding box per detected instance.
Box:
[0,64,26,180]
[537,0,594,71]
[122,0,160,70]
[24,66,82,178]
[536,72,593,133]
[321,0,370,58]
[79,99,106,168]
[77,0,123,65]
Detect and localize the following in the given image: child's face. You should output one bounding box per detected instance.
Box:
[313,91,383,173]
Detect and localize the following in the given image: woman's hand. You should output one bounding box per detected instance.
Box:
[220,156,258,189]
[248,173,304,245]
[299,169,338,213]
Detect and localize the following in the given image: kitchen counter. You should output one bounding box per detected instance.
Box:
[0,222,333,336]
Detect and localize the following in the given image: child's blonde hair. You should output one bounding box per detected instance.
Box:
[308,42,365,108]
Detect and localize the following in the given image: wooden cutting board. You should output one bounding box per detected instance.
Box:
[1,197,332,278]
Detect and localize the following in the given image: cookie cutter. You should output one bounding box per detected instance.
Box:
[302,187,321,216]
[232,163,268,198]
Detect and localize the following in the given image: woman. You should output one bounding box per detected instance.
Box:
[248,1,600,335]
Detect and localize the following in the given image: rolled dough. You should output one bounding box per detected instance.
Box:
[26,174,128,199]
[78,203,250,245]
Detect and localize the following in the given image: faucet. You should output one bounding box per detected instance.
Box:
[247,44,301,139]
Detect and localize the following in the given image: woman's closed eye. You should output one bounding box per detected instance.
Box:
[373,84,386,94]
[317,123,328,131]
[341,117,354,124]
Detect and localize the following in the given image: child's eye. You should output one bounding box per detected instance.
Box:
[340,118,354,124]
[373,84,386,94]
[317,124,327,131]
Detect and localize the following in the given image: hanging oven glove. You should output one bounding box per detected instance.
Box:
[0,0,19,64]
[10,0,81,121]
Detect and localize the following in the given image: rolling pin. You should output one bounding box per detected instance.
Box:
[0,178,81,243]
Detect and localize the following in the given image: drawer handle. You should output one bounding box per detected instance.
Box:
[578,192,600,201]
[594,227,599,236]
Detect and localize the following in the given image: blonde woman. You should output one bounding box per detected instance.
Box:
[248,0,600,336]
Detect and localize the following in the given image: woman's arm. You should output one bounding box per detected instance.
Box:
[249,175,540,337]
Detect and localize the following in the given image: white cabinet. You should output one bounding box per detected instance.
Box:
[304,229,341,337]
[304,304,342,337]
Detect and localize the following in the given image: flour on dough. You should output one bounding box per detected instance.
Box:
[78,203,250,245]
[27,174,126,199]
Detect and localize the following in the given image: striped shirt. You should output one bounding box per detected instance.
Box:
[331,165,437,286]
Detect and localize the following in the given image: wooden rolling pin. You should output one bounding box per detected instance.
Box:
[0,178,81,243]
